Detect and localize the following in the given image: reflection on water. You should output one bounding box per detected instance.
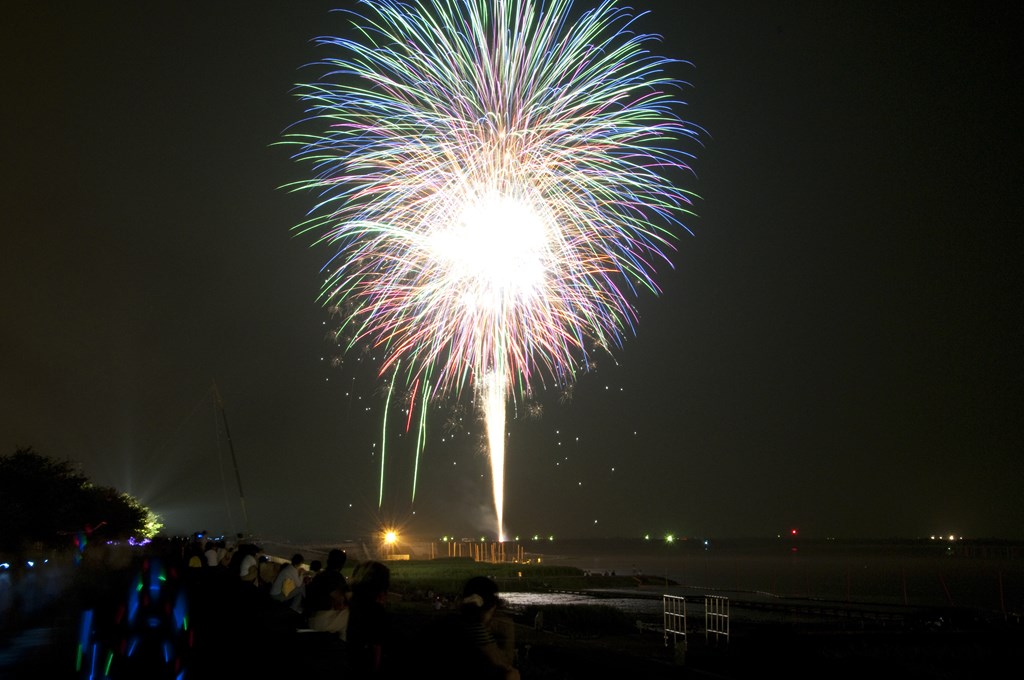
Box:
[277,537,1023,614]
[501,591,664,616]
[523,538,1024,613]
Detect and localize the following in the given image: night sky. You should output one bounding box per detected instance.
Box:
[3,2,1021,543]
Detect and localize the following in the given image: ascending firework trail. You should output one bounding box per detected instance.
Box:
[282,0,701,540]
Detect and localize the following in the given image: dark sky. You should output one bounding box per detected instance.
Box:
[2,2,1021,543]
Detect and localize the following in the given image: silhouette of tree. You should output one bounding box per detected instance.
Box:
[0,446,159,553]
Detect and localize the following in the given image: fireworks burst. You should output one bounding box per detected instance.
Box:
[284,0,700,539]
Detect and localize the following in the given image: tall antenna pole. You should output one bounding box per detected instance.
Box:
[213,382,249,538]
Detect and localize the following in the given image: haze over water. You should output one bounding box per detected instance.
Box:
[524,537,1024,613]
[267,535,1023,615]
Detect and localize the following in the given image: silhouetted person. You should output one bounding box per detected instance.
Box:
[232,543,263,588]
[304,548,350,639]
[452,576,519,680]
[346,560,392,678]
[306,558,322,583]
[270,553,307,613]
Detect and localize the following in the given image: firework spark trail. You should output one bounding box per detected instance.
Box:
[285,0,700,539]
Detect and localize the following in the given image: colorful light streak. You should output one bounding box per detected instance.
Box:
[76,557,191,678]
[285,0,699,539]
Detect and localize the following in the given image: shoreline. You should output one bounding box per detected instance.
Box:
[3,539,1024,679]
[257,535,1024,613]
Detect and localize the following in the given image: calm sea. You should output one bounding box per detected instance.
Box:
[521,537,1024,613]
[262,536,1024,615]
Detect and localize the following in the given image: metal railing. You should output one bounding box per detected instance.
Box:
[704,594,730,645]
[662,594,731,648]
[663,594,687,648]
